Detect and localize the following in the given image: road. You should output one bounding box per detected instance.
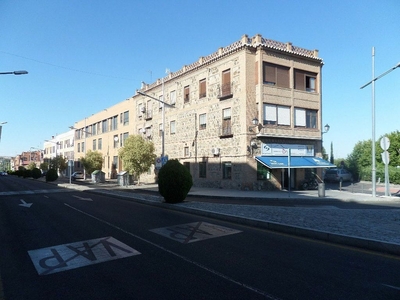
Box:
[1,176,400,299]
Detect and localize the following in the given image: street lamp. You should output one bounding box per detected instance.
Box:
[0,70,28,75]
[360,48,399,197]
[322,124,330,134]
[137,89,175,160]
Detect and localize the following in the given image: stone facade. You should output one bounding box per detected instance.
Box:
[72,34,324,190]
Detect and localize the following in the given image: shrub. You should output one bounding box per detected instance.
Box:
[158,159,193,203]
[23,169,32,178]
[32,168,42,179]
[46,169,58,182]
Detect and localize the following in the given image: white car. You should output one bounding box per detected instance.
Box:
[71,171,84,181]
[324,168,353,182]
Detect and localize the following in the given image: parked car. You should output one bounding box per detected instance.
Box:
[71,171,84,181]
[324,168,353,182]
[0,171,7,176]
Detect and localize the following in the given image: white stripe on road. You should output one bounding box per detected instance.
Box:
[64,203,281,300]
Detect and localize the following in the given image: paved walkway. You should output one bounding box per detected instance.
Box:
[56,179,400,256]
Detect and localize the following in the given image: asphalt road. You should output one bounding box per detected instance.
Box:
[1,177,400,299]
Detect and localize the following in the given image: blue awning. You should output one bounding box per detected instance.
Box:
[255,156,335,169]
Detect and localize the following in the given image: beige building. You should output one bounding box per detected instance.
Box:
[72,34,332,190]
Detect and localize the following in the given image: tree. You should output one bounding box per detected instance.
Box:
[40,162,49,172]
[330,142,334,164]
[81,150,103,176]
[50,155,68,174]
[119,135,157,184]
[27,162,36,170]
[322,146,328,161]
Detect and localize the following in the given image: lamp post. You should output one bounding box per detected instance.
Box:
[0,70,28,75]
[0,122,6,142]
[360,48,400,197]
[137,89,175,162]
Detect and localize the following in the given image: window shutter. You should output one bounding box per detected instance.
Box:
[264,104,277,122]
[295,108,306,126]
[277,66,289,88]
[277,106,290,125]
[264,64,276,84]
[295,70,305,91]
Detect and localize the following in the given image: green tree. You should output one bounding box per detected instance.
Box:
[330,142,334,164]
[40,162,49,172]
[322,146,328,161]
[49,155,67,173]
[119,135,157,184]
[27,162,36,170]
[81,150,103,176]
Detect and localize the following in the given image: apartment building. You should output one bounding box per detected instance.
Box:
[73,34,333,190]
[43,130,75,176]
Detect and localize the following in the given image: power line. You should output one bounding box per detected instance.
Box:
[0,50,135,81]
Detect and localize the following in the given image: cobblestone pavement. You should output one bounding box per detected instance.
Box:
[56,179,400,255]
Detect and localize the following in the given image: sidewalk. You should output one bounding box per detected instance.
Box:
[57,179,400,256]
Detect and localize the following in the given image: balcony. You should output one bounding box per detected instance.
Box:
[217,83,233,100]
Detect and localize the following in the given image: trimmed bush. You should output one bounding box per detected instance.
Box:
[158,159,193,203]
[23,169,32,178]
[46,169,58,182]
[32,168,42,179]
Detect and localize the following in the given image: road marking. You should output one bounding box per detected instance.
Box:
[19,199,33,208]
[150,222,242,243]
[0,189,71,196]
[73,195,93,201]
[28,236,140,275]
[64,203,277,299]
[382,283,400,291]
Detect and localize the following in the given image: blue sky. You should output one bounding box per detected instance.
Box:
[1,0,399,159]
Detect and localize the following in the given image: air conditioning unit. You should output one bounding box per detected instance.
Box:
[140,107,146,113]
[211,147,220,156]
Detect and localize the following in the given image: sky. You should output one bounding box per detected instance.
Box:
[1,0,399,159]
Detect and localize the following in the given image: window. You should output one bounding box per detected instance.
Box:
[170,120,176,134]
[98,138,102,150]
[170,90,176,105]
[257,161,270,180]
[113,156,118,169]
[92,124,97,135]
[123,111,129,125]
[123,132,129,146]
[294,69,317,92]
[199,79,206,98]
[184,146,189,157]
[159,95,164,110]
[295,108,317,129]
[184,86,190,102]
[102,120,108,133]
[97,122,101,134]
[222,162,232,179]
[199,113,207,130]
[146,100,152,119]
[93,139,96,150]
[77,143,81,153]
[199,162,206,178]
[263,63,289,88]
[113,135,118,148]
[263,104,290,126]
[219,69,232,99]
[159,123,163,137]
[110,116,118,131]
[81,142,85,153]
[221,108,232,136]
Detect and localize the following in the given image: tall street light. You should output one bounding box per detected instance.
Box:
[360,47,400,197]
[0,122,7,142]
[137,89,175,160]
[0,70,28,75]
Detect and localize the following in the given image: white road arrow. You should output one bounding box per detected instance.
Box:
[73,195,93,201]
[19,199,33,208]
